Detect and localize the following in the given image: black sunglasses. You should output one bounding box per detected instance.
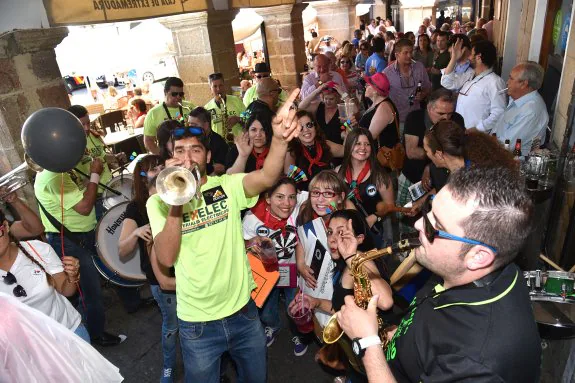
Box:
[3,271,27,298]
[255,74,270,79]
[171,92,185,97]
[173,126,203,139]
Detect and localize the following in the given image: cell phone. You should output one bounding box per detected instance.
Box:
[408,181,427,202]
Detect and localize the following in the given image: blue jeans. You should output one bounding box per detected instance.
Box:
[260,286,296,332]
[150,285,179,379]
[74,323,91,343]
[179,299,266,383]
[47,231,105,339]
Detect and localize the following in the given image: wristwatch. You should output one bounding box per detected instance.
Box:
[352,335,381,358]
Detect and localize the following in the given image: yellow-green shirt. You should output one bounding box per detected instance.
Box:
[204,95,246,138]
[34,170,97,233]
[242,85,288,108]
[143,101,195,138]
[146,173,257,322]
[75,134,112,195]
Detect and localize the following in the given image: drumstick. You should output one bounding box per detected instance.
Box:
[73,168,123,196]
[390,250,418,287]
[539,254,565,272]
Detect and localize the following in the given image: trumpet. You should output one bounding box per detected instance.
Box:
[322,238,422,346]
[156,164,202,206]
[0,154,43,199]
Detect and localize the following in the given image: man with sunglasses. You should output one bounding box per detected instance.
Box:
[147,89,302,383]
[441,39,506,133]
[336,166,541,382]
[243,63,288,108]
[144,77,195,154]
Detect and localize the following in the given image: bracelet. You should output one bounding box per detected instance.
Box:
[90,173,100,184]
[343,253,356,262]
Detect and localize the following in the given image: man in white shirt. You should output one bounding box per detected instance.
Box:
[441,39,506,132]
[368,19,379,36]
[301,54,347,101]
[494,62,549,155]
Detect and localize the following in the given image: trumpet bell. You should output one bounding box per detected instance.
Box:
[322,314,345,344]
[156,166,201,206]
[0,155,43,198]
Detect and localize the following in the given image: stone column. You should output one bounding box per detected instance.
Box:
[313,0,358,43]
[0,28,69,183]
[162,10,239,106]
[257,4,308,88]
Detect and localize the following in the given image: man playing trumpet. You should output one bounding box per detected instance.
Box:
[147,89,302,382]
[204,72,246,141]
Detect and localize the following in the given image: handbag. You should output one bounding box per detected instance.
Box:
[376,101,405,171]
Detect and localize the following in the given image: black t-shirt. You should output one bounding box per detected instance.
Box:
[124,201,159,286]
[429,163,450,192]
[225,145,258,173]
[294,144,333,191]
[387,263,541,382]
[431,50,451,90]
[208,131,229,171]
[402,111,464,184]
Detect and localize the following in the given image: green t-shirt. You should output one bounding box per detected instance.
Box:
[204,95,246,138]
[34,170,97,233]
[75,134,112,194]
[146,173,258,321]
[242,85,288,108]
[143,101,195,138]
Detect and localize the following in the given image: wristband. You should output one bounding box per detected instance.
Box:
[90,173,100,184]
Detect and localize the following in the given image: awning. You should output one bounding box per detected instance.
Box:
[356,4,372,16]
[232,9,263,42]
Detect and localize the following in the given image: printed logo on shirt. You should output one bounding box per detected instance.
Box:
[366,184,377,197]
[256,225,270,237]
[202,186,227,205]
[181,186,229,234]
[31,268,43,277]
[386,297,418,361]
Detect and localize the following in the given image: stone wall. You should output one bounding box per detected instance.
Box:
[314,1,357,43]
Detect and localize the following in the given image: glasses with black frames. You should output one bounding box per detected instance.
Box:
[3,271,27,298]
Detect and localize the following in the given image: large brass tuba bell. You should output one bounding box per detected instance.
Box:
[156,164,202,206]
[0,154,43,199]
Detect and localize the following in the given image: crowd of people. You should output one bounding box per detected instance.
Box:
[0,11,551,383]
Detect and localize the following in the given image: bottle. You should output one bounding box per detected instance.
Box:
[410,81,423,106]
[504,139,510,151]
[513,139,522,160]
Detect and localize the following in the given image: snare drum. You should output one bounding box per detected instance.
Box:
[545,271,575,296]
[531,295,575,339]
[93,202,146,287]
[102,174,133,210]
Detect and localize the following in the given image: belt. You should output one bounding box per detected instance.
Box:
[224,301,250,319]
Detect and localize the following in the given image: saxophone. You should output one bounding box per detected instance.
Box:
[219,94,234,144]
[322,238,421,348]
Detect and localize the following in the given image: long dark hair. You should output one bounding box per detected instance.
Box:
[0,209,56,288]
[265,176,297,199]
[157,120,184,161]
[329,209,374,252]
[425,121,516,169]
[244,109,274,147]
[133,155,164,218]
[297,170,349,225]
[289,110,332,163]
[338,128,391,189]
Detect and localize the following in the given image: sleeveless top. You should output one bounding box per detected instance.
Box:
[331,271,354,312]
[316,102,343,145]
[359,100,400,149]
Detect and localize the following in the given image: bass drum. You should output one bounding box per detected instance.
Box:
[93,201,146,287]
[102,174,133,210]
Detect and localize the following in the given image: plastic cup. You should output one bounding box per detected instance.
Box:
[259,240,278,272]
[337,103,348,120]
[289,305,314,333]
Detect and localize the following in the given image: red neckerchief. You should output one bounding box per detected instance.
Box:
[345,161,371,201]
[251,198,288,234]
[137,111,147,118]
[252,147,270,170]
[302,141,327,176]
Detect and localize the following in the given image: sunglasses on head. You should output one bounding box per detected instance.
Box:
[170,92,185,97]
[421,201,497,253]
[172,126,204,139]
[3,271,27,298]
